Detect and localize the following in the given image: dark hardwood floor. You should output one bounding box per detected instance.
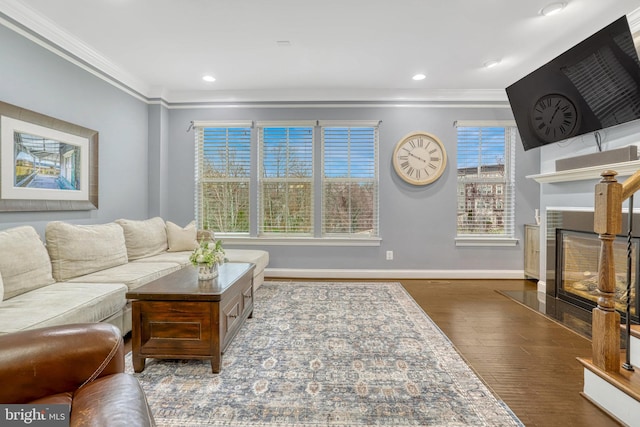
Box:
[126,278,622,426]
[400,278,621,427]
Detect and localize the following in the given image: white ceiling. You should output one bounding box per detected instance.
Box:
[2,0,640,103]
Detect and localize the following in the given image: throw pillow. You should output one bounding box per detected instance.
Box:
[115,217,168,260]
[0,271,4,303]
[0,226,55,299]
[166,220,199,252]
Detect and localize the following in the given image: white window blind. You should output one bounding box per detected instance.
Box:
[258,123,314,235]
[195,124,252,233]
[456,123,516,239]
[321,124,379,237]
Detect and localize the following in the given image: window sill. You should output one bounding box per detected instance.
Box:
[455,237,519,247]
[217,236,382,247]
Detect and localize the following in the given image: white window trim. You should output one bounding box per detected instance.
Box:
[194,124,252,234]
[192,120,253,128]
[258,123,315,236]
[321,124,380,238]
[454,120,516,127]
[455,122,517,247]
[454,237,518,247]
[217,235,382,247]
[195,120,381,242]
[318,120,381,127]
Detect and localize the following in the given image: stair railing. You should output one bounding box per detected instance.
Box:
[594,169,640,371]
[623,194,635,372]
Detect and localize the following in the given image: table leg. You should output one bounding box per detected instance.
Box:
[211,354,221,373]
[133,355,146,373]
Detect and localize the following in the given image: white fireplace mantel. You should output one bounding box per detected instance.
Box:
[527,160,640,183]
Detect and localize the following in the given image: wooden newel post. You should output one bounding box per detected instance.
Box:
[593,170,622,371]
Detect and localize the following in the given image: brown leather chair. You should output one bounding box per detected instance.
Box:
[0,323,155,426]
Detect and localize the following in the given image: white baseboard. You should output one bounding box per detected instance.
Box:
[265,268,525,280]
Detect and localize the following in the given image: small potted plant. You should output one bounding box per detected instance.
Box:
[190,239,225,280]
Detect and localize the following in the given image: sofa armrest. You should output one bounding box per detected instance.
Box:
[0,323,124,404]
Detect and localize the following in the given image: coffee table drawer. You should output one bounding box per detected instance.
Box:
[221,293,242,349]
[135,301,213,356]
[242,282,253,313]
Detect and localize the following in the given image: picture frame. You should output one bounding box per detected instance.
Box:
[0,101,98,211]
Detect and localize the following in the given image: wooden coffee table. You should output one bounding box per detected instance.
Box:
[126,262,255,373]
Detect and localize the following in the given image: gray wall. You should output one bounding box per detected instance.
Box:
[0,24,150,235]
[166,105,541,273]
[0,22,542,275]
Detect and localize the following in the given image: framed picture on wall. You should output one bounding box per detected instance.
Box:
[0,101,98,211]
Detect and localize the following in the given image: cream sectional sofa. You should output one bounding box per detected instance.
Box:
[0,217,268,336]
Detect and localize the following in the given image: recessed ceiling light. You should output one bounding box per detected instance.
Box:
[540,2,567,16]
[412,73,426,81]
[483,59,501,69]
[202,75,216,82]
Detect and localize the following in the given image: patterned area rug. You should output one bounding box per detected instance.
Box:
[125,282,523,426]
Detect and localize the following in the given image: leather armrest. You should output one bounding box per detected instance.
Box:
[0,323,124,403]
[71,374,155,427]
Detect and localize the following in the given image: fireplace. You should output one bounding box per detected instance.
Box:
[546,209,640,323]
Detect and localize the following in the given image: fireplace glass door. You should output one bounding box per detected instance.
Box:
[557,229,639,321]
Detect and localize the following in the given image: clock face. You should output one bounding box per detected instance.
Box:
[392,132,447,185]
[531,94,579,143]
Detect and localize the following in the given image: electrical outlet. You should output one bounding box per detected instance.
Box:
[386,250,393,260]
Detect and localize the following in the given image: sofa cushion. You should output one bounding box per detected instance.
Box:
[46,222,129,281]
[0,226,55,300]
[115,217,168,260]
[0,282,127,335]
[166,220,198,252]
[224,249,269,275]
[66,262,182,291]
[132,251,191,267]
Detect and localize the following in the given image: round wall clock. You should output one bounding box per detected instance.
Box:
[530,93,579,143]
[392,131,447,185]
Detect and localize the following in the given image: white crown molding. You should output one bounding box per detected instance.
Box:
[0,0,149,98]
[163,88,510,104]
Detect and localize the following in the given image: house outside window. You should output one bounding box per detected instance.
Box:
[455,121,517,246]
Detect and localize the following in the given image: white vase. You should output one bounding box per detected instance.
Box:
[197,263,218,281]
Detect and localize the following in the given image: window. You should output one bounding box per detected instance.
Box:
[194,122,252,233]
[455,121,516,245]
[321,123,379,237]
[195,120,379,242]
[258,122,314,235]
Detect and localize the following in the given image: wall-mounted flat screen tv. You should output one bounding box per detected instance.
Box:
[506,16,640,151]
